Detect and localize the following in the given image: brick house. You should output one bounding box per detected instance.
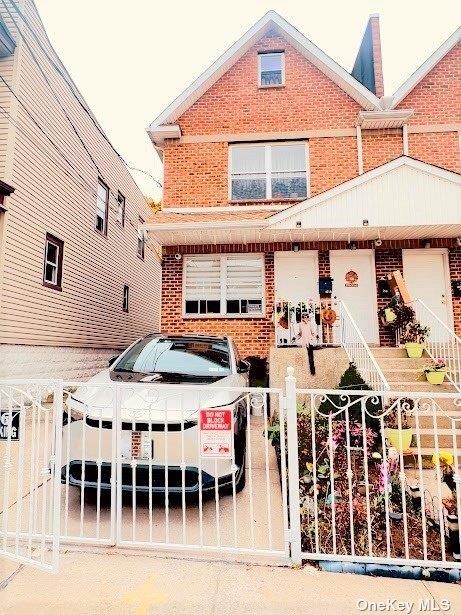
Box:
[146,11,461,360]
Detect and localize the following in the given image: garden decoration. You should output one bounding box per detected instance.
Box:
[400,321,430,358]
[423,358,447,385]
[321,307,337,326]
[432,451,460,561]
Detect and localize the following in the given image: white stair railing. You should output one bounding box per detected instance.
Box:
[339,299,390,391]
[413,298,461,393]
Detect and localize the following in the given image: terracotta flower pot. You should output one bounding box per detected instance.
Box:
[425,370,446,385]
[405,342,424,358]
[386,428,413,452]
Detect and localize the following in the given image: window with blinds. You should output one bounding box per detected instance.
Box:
[184,255,264,316]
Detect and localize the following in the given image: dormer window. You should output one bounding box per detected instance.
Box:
[258,51,284,87]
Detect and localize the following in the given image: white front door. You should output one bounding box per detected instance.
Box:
[330,250,379,343]
[274,251,319,346]
[402,249,452,327]
[274,251,318,303]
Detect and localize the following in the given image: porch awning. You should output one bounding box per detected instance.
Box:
[145,157,461,247]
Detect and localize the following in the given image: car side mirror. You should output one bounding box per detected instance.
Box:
[108,355,119,367]
[237,359,251,374]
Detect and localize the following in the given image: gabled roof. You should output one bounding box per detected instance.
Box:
[390,27,461,109]
[145,157,461,246]
[147,10,381,138]
[267,156,461,226]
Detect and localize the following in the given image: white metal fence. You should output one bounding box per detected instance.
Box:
[0,381,63,571]
[1,380,291,566]
[2,375,461,573]
[413,298,461,393]
[292,382,461,569]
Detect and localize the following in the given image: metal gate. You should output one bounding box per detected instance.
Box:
[58,381,292,563]
[0,381,63,572]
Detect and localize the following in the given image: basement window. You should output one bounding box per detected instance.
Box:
[184,254,264,317]
[258,51,284,87]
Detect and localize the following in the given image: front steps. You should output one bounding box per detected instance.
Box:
[372,347,460,453]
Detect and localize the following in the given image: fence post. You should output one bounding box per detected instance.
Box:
[285,366,302,566]
[52,379,64,572]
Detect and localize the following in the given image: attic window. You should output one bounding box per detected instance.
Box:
[258,52,284,87]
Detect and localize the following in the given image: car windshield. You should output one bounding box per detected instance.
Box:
[114,337,232,377]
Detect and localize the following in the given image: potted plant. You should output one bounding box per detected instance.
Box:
[385,398,414,451]
[423,358,447,385]
[400,321,430,358]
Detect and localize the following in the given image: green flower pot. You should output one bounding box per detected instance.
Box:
[426,370,446,385]
[405,342,424,358]
[386,428,413,452]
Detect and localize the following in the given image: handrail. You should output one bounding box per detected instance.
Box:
[413,298,461,392]
[339,299,390,391]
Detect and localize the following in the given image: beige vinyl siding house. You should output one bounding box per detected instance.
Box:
[0,0,161,378]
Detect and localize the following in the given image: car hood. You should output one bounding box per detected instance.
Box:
[68,369,248,423]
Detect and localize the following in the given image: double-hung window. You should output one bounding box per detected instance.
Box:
[230,142,308,201]
[184,254,264,317]
[96,179,109,234]
[117,191,125,226]
[43,233,63,290]
[137,216,145,259]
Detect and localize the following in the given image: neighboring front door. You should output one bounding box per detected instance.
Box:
[402,249,452,328]
[330,249,379,343]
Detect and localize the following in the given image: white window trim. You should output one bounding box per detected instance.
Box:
[258,51,285,88]
[44,240,59,285]
[182,253,266,319]
[228,141,310,201]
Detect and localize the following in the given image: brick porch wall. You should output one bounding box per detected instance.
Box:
[375,249,403,345]
[161,240,460,358]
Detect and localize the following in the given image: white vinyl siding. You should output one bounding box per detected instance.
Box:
[184,254,264,317]
[230,142,308,201]
[0,1,161,349]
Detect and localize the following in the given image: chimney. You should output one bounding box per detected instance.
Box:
[351,14,384,97]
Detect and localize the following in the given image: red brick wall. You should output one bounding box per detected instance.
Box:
[362,129,403,173]
[396,43,461,125]
[163,141,228,207]
[309,137,358,196]
[161,36,460,207]
[178,35,361,136]
[408,131,461,174]
[449,248,461,337]
[162,240,459,357]
[375,249,403,345]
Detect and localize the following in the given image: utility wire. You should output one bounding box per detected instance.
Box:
[0,102,161,260]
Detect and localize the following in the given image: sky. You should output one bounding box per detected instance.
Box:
[34,0,461,199]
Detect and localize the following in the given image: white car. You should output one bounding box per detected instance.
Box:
[62,334,250,495]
